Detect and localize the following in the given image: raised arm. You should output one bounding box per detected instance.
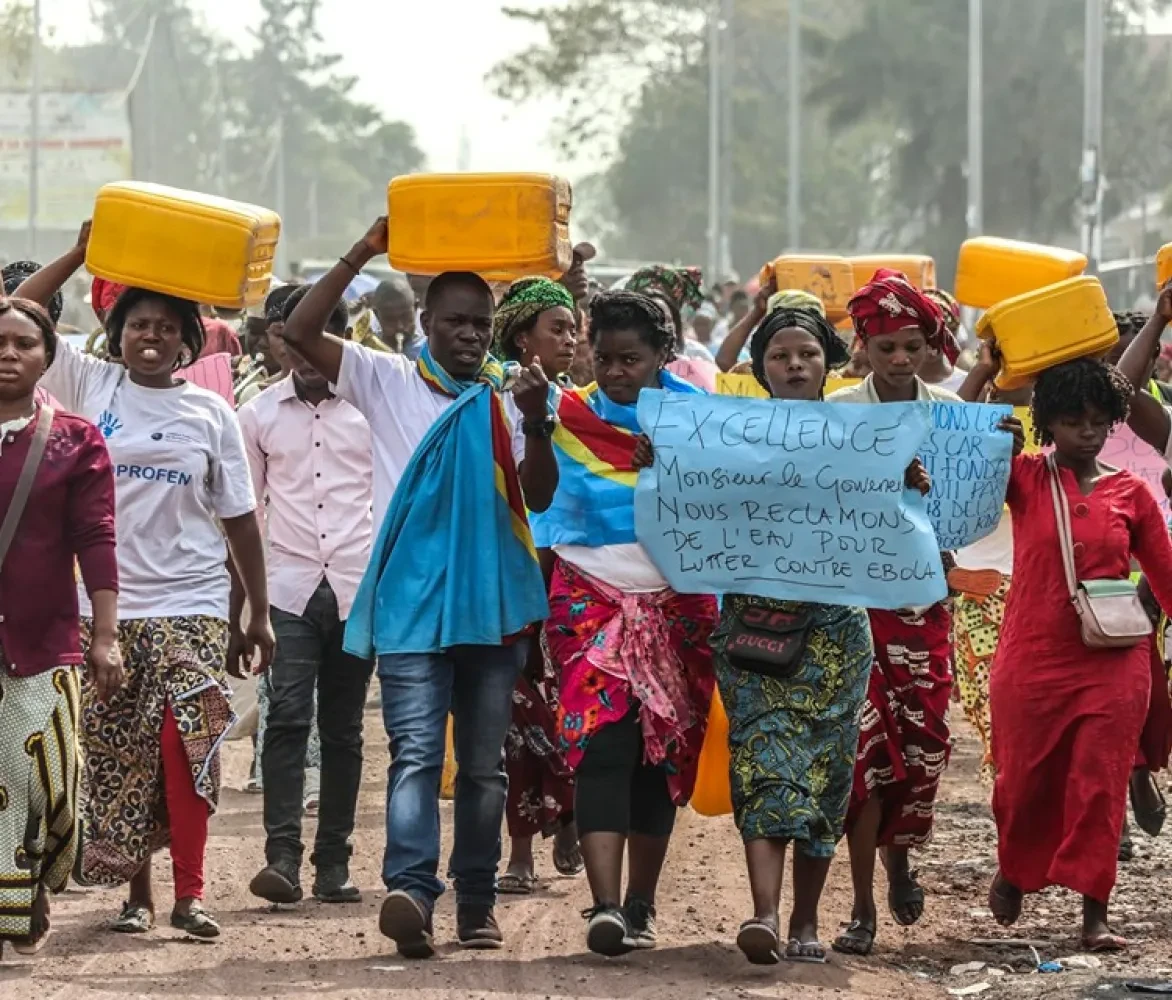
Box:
[1120,283,1172,455]
[715,276,774,373]
[1118,282,1171,391]
[957,339,999,402]
[281,217,389,384]
[15,221,90,308]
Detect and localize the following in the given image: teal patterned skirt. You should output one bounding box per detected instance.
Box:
[711,595,872,857]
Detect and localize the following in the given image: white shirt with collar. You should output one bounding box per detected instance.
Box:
[237,375,373,619]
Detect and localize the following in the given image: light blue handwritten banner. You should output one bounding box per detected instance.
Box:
[635,391,948,609]
[921,402,1012,550]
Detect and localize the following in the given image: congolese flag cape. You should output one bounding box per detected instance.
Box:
[344,344,548,656]
[531,369,702,548]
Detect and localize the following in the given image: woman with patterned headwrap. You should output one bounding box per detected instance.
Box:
[711,300,885,966]
[828,269,966,957]
[624,265,720,377]
[492,277,585,893]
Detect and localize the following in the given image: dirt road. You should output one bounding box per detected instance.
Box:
[5,713,1172,999]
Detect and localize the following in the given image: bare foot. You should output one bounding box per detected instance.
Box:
[988,871,1023,927]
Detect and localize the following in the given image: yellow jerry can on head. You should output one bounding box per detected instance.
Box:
[850,254,936,291]
[87,182,281,310]
[765,255,855,322]
[955,237,1087,310]
[975,275,1117,390]
[1158,242,1172,290]
[387,172,573,281]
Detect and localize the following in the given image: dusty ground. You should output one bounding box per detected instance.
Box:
[4,713,1172,1000]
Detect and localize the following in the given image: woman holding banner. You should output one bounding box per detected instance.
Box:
[17,229,275,941]
[827,269,965,956]
[709,299,886,965]
[536,290,717,957]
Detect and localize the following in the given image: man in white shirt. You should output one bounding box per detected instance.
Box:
[236,288,375,908]
[281,218,558,958]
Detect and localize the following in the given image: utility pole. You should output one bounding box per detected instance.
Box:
[718,0,733,277]
[27,0,41,256]
[706,3,721,284]
[1080,0,1104,270]
[966,0,983,236]
[786,0,801,251]
[275,113,287,276]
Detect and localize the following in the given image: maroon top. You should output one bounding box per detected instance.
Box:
[0,405,118,676]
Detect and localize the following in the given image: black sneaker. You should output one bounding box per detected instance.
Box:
[624,896,657,949]
[313,863,361,903]
[457,903,503,949]
[249,857,303,904]
[583,904,632,957]
[379,890,435,959]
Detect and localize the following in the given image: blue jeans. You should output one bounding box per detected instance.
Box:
[378,641,527,907]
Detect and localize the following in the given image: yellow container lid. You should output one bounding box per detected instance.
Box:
[1158,242,1172,290]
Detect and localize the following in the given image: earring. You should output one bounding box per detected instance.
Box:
[179,348,193,367]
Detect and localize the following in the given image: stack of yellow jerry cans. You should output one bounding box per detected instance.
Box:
[954,236,1119,391]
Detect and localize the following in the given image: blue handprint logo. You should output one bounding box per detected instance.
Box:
[96,411,123,439]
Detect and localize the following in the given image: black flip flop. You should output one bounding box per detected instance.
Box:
[887,869,925,927]
[736,919,781,965]
[553,842,584,878]
[497,872,537,895]
[832,919,875,956]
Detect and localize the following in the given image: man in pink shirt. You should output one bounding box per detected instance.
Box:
[235,287,374,906]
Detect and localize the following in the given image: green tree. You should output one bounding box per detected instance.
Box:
[495,0,1172,286]
[494,0,888,276]
[812,0,1172,283]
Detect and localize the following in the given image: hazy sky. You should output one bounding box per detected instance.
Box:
[44,0,1172,179]
[47,0,577,175]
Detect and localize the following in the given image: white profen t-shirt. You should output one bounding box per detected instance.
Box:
[41,340,256,620]
[335,341,527,532]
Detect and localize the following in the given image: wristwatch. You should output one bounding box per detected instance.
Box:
[522,415,558,439]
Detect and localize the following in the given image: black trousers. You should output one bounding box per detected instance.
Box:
[262,579,373,866]
[574,708,677,837]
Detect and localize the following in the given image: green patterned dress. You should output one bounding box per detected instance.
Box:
[711,595,872,857]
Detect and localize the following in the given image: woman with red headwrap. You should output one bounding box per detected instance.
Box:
[827,269,963,957]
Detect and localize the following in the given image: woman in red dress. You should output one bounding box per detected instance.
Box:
[977,355,1172,952]
[827,270,967,956]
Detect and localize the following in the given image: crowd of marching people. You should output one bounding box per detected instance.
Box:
[5,207,1172,978]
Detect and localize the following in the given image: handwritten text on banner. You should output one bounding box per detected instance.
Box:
[634,391,948,609]
[920,402,1012,550]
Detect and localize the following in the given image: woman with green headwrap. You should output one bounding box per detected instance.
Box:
[493,277,585,892]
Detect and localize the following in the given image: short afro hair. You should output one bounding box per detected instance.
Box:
[1030,357,1132,447]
